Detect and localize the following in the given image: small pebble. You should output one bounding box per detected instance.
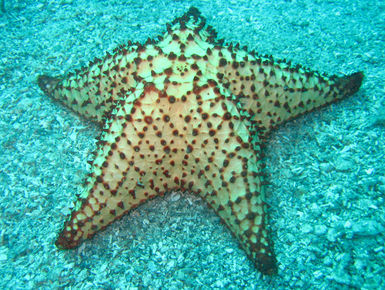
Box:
[352,220,382,236]
[301,224,313,234]
[327,228,339,242]
[314,224,327,235]
[334,158,354,172]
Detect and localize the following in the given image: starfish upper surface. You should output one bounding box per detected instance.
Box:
[38,7,363,275]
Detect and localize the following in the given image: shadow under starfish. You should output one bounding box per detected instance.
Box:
[38,7,363,275]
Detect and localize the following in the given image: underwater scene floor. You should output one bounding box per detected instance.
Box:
[0,0,384,288]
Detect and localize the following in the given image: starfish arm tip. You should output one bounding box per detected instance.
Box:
[256,253,278,275]
[37,75,61,97]
[338,71,364,97]
[55,223,82,250]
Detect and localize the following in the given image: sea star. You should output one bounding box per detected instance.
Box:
[38,7,363,275]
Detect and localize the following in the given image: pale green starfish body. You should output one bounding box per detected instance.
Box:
[38,7,363,275]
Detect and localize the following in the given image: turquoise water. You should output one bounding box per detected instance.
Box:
[0,0,383,288]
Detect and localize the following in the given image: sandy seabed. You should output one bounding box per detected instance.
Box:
[0,0,384,288]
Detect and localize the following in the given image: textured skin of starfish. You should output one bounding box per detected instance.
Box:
[38,7,363,275]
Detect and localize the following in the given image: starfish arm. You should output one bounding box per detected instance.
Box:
[37,7,211,124]
[212,48,363,134]
[197,124,277,275]
[37,44,142,123]
[55,91,141,249]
